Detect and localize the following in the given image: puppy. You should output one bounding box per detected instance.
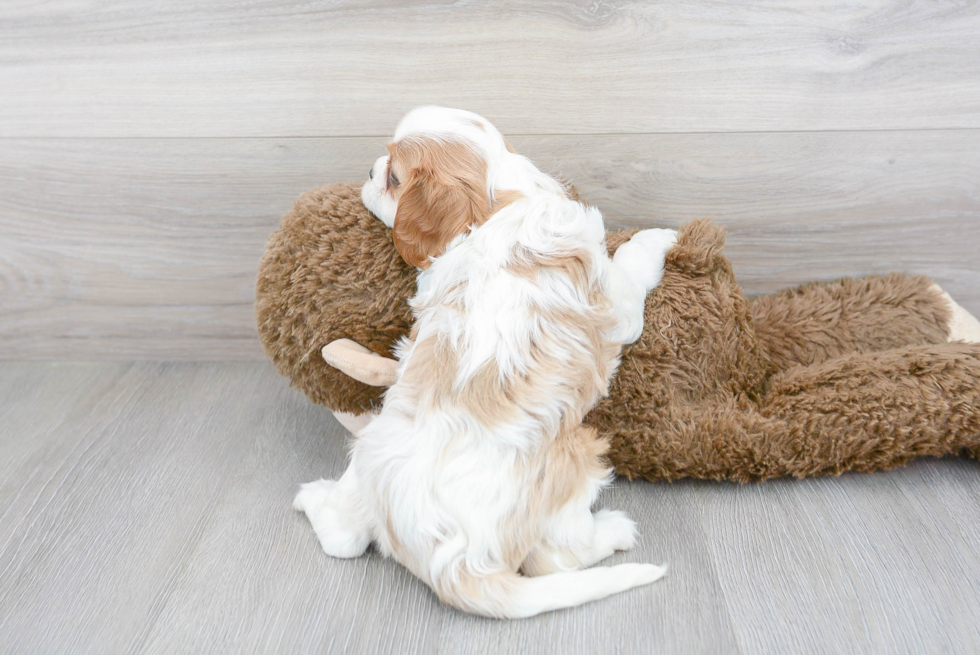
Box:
[295,106,677,618]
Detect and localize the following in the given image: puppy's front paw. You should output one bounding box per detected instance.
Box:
[614,228,678,292]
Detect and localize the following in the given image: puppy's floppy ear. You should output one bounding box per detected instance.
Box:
[393,161,491,269]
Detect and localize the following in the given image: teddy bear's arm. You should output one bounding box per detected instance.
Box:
[321,339,399,387]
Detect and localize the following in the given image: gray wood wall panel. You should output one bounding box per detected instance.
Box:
[2,1,980,137]
[2,132,978,359]
[2,362,979,654]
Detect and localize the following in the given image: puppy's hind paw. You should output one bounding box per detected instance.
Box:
[593,509,639,553]
[293,478,337,513]
[293,478,371,559]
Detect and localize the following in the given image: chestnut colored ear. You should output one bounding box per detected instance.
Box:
[392,165,491,269]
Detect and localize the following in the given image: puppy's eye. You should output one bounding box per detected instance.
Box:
[388,170,399,187]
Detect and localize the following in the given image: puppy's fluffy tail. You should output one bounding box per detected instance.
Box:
[440,562,666,619]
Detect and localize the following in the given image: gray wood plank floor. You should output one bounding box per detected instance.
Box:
[1,362,978,654]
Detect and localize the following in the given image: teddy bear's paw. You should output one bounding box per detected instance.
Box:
[613,228,678,292]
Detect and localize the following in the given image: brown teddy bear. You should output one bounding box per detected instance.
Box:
[256,182,980,482]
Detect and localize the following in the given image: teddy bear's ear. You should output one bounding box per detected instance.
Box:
[392,162,491,269]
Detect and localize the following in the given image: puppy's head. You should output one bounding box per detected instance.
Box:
[361,106,531,269]
[379,135,491,270]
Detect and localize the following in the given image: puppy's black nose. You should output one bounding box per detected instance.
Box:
[368,167,374,180]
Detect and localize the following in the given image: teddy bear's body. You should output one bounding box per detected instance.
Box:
[256,183,980,482]
[595,223,980,481]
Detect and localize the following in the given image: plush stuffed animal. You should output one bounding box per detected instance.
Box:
[256,182,980,482]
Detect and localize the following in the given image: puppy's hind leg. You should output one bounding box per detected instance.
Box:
[502,500,664,617]
[522,501,645,576]
[294,464,374,558]
[589,509,641,563]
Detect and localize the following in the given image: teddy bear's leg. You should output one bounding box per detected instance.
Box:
[749,273,961,371]
[606,228,678,344]
[932,285,980,343]
[293,464,374,558]
[759,342,980,477]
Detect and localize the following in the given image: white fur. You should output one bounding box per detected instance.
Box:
[363,155,398,228]
[932,284,980,344]
[301,107,673,618]
[608,227,677,343]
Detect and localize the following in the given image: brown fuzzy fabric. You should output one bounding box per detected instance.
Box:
[589,221,978,481]
[256,183,980,481]
[256,183,413,411]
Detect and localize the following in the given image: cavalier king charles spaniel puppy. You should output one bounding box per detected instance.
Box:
[295,106,677,618]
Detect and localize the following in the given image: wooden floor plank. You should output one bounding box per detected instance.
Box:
[2,1,980,137]
[0,362,273,654]
[2,131,978,360]
[3,363,978,653]
[698,462,980,653]
[137,371,445,655]
[0,363,134,547]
